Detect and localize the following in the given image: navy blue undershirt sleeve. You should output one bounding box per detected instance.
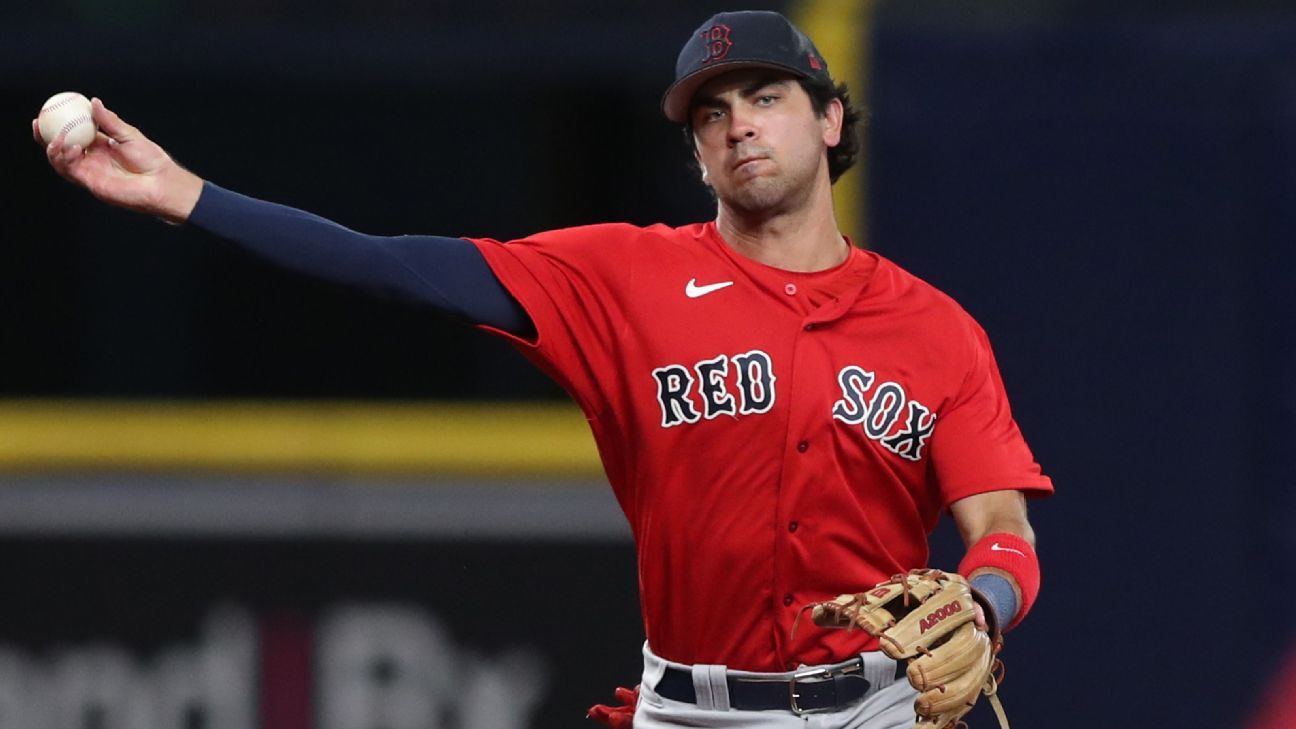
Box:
[187,181,533,336]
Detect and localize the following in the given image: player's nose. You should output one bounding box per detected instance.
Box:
[725,109,759,146]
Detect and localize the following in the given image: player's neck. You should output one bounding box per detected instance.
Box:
[714,182,848,273]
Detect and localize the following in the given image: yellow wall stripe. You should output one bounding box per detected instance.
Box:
[0,400,603,477]
[793,0,878,246]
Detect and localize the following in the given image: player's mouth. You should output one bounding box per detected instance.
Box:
[732,155,771,173]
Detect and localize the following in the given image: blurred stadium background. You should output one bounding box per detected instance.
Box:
[3,0,1294,727]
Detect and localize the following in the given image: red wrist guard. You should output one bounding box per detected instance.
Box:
[958,532,1040,632]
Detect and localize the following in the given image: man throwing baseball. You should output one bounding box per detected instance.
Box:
[37,10,1052,729]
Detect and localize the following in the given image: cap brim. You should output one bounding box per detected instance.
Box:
[661,60,811,123]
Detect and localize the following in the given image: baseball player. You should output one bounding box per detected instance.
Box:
[37,10,1052,729]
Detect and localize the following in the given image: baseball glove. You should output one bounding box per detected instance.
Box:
[800,569,1008,729]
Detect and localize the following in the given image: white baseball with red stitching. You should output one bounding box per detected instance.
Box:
[38,92,96,148]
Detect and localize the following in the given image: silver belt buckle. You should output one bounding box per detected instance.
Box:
[788,662,862,715]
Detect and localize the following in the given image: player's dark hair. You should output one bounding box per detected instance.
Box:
[682,77,865,185]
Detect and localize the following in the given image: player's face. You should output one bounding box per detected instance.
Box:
[688,70,842,216]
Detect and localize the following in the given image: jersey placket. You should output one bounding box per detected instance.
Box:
[769,294,855,669]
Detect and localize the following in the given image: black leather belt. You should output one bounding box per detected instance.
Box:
[654,657,906,714]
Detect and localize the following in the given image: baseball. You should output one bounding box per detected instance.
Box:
[38,92,97,148]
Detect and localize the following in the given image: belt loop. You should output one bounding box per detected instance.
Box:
[691,663,729,710]
[707,665,730,711]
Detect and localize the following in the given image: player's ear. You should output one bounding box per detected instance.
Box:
[822,97,844,148]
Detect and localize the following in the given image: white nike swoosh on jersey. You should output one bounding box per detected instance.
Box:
[685,279,735,298]
[991,543,1027,557]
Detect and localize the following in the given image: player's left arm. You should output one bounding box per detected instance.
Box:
[949,489,1040,633]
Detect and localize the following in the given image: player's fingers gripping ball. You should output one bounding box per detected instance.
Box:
[799,569,1009,729]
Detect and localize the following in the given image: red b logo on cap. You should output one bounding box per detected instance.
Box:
[701,24,733,64]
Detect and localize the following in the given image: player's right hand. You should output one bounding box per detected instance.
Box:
[586,684,638,728]
[34,98,203,224]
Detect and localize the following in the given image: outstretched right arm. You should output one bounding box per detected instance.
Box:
[35,99,531,336]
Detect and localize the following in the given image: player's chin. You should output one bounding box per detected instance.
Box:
[721,179,788,212]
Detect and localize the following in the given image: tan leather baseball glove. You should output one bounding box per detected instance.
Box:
[800,569,1008,729]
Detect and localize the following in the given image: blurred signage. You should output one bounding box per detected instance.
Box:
[0,603,552,729]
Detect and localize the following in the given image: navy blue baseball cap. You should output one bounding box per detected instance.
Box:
[661,10,831,123]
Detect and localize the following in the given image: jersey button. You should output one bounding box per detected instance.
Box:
[797,440,809,453]
[784,283,798,296]
[783,594,794,607]
[804,323,816,331]
[788,521,798,533]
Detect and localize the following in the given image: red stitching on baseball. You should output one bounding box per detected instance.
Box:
[60,115,91,138]
[42,95,85,115]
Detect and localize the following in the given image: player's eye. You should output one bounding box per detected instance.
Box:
[703,108,726,123]
[756,94,779,106]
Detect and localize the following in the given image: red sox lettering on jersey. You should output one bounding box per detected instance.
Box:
[652,350,776,426]
[469,221,1054,673]
[653,354,936,462]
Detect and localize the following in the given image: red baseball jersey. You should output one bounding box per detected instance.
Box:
[469,222,1053,672]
